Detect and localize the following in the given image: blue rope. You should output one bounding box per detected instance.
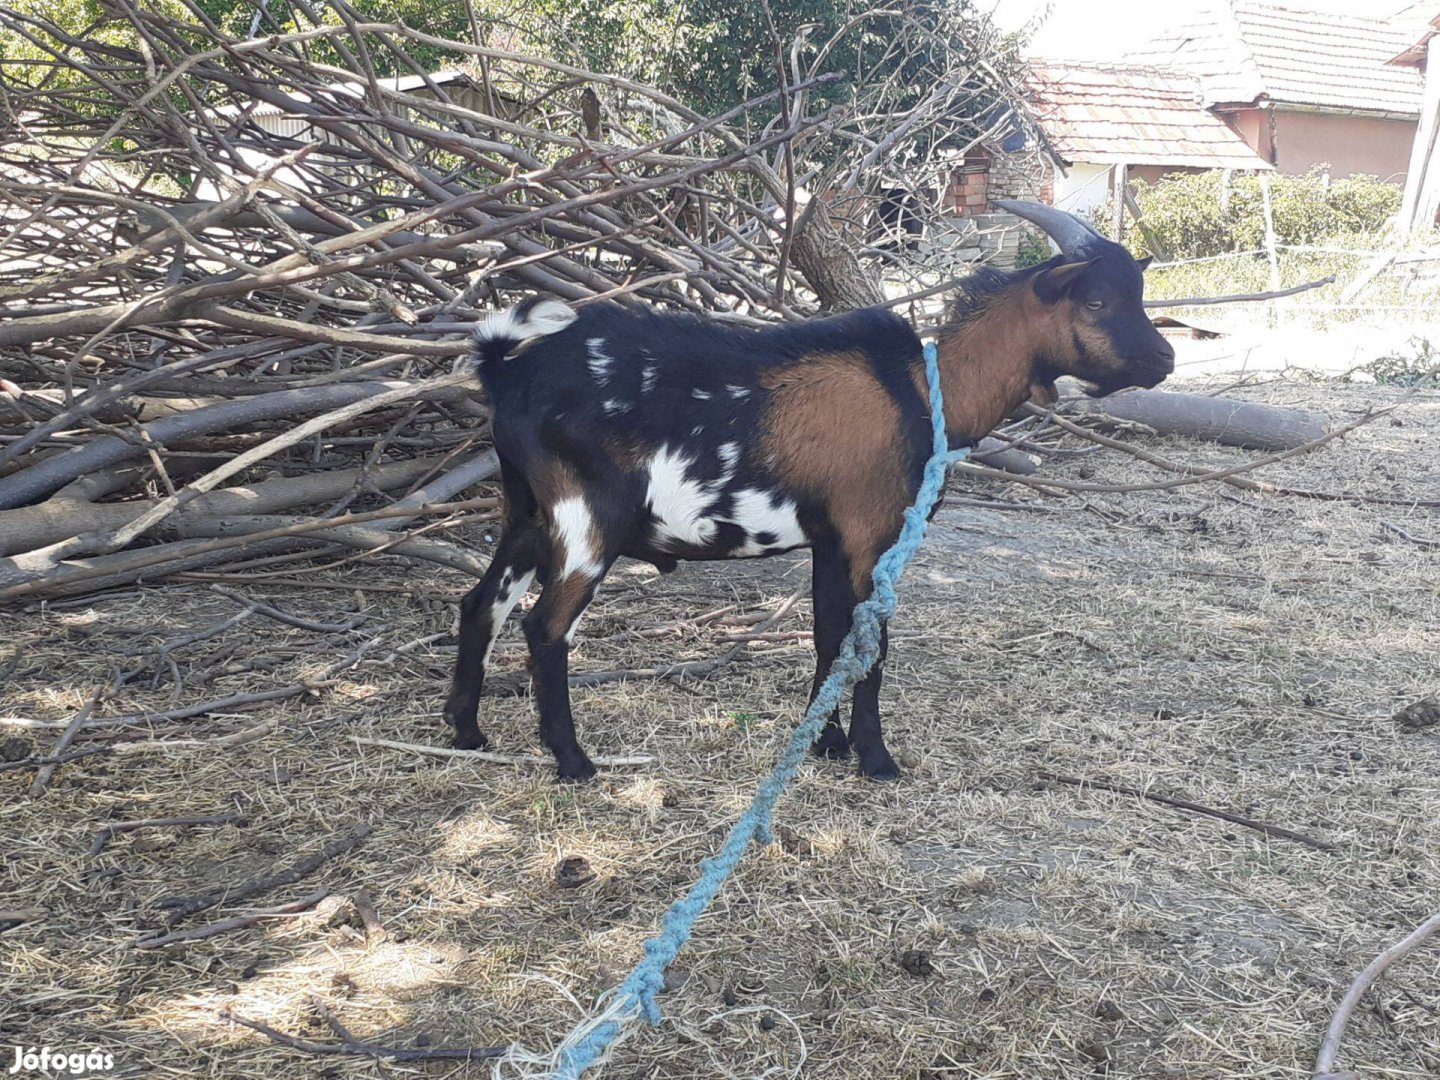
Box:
[551,341,967,1078]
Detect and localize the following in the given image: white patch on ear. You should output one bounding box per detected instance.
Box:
[475,298,576,350]
[523,298,578,335]
[552,496,604,580]
[587,338,613,385]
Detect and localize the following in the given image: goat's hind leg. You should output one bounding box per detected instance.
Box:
[848,621,898,781]
[443,528,538,750]
[808,538,853,761]
[524,565,610,782]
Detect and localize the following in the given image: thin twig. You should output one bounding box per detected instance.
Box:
[350,736,653,768]
[223,1009,505,1062]
[1037,770,1337,851]
[1313,908,1440,1079]
[89,812,244,858]
[134,889,330,949]
[27,684,103,797]
[155,824,373,923]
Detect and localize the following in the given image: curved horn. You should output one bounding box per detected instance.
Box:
[992,199,1104,256]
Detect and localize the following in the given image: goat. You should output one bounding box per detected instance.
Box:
[443,201,1174,781]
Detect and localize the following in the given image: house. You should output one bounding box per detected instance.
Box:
[1017,61,1274,215]
[1388,12,1440,231]
[935,3,1428,262]
[199,70,502,199]
[1126,1,1425,180]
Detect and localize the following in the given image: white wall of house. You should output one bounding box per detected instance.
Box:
[1051,162,1113,215]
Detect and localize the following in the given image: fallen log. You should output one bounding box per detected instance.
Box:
[0,381,471,511]
[0,456,441,556]
[1060,389,1328,451]
[969,437,1038,476]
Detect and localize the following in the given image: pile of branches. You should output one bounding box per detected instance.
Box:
[0,0,1029,602]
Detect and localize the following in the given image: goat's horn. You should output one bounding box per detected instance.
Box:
[992,199,1104,256]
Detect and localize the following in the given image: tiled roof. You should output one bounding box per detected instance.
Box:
[214,70,481,119]
[1127,1,1425,115]
[1025,62,1274,169]
[1388,13,1440,68]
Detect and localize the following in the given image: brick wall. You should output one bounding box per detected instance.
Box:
[936,142,1056,268]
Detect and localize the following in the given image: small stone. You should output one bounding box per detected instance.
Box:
[0,736,30,762]
[722,988,738,1007]
[554,856,596,889]
[978,987,997,1003]
[775,825,815,858]
[895,747,923,770]
[759,1013,776,1032]
[414,1032,432,1047]
[1095,999,1125,1022]
[1081,1040,1112,1063]
[899,949,934,977]
[1395,696,1440,731]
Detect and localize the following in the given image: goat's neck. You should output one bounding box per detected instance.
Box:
[920,288,1050,445]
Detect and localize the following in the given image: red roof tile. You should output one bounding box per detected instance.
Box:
[1128,1,1425,115]
[1026,62,1274,169]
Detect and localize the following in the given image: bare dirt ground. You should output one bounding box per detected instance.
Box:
[2,378,1438,1080]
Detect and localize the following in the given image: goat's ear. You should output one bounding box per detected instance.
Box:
[1135,255,1153,271]
[1033,259,1095,303]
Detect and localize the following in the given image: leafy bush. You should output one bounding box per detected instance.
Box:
[1093,167,1402,260]
[1015,230,1051,268]
[1360,339,1440,386]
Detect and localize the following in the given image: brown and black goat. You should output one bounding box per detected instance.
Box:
[442,201,1174,781]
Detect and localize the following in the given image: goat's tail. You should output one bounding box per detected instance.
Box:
[469,297,577,368]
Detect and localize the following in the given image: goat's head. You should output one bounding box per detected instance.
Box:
[995,200,1175,400]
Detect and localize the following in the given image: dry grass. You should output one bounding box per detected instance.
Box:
[2,377,1438,1080]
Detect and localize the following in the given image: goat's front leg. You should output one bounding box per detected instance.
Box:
[523,566,608,782]
[809,538,854,761]
[443,527,539,750]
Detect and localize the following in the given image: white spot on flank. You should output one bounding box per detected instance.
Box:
[645,447,721,548]
[691,388,712,400]
[602,398,630,415]
[726,488,808,556]
[725,384,750,399]
[552,496,604,580]
[717,442,740,471]
[690,425,704,437]
[641,363,658,394]
[586,337,613,385]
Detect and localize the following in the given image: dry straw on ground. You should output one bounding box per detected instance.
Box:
[2,378,1438,1079]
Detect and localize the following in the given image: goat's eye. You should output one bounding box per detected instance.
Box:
[1085,300,1104,311]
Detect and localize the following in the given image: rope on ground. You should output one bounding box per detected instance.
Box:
[494,341,969,1079]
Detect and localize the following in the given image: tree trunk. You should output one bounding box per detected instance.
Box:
[788,199,884,312]
[1063,390,1327,451]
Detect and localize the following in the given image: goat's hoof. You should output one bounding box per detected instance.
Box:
[451,727,489,751]
[811,730,850,760]
[859,752,900,782]
[556,754,598,783]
